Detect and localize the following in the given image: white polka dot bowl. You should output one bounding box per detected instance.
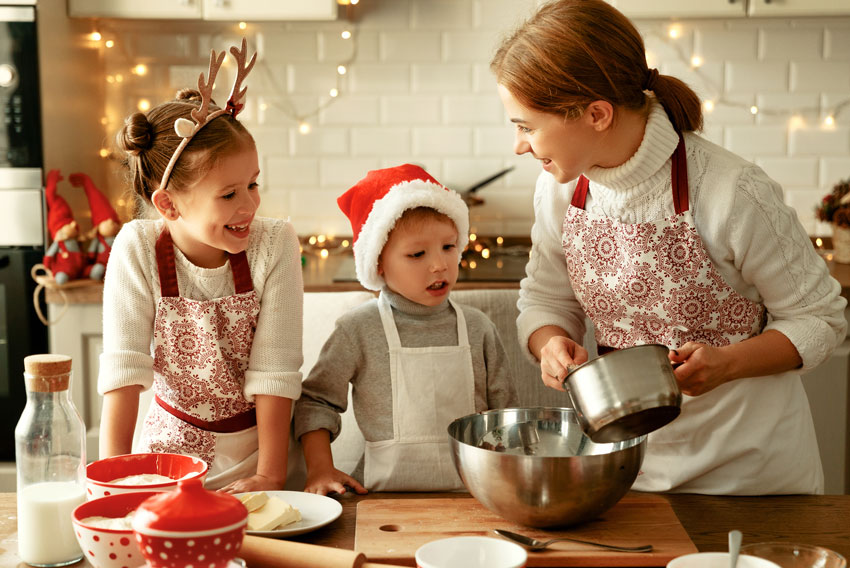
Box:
[132,477,247,568]
[72,490,158,568]
[86,452,208,500]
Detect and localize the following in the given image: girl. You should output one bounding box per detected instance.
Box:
[493,0,846,494]
[98,40,303,493]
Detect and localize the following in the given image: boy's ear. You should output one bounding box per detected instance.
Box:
[151,189,179,220]
[376,255,384,276]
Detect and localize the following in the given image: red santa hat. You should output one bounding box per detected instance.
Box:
[45,169,76,238]
[337,163,469,291]
[69,172,120,226]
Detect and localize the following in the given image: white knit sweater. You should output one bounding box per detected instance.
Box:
[98,217,304,401]
[517,100,847,371]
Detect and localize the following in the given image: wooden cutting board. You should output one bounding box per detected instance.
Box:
[354,493,697,567]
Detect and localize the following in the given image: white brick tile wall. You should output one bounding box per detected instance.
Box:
[759,29,823,61]
[413,126,472,155]
[351,127,411,156]
[695,30,758,62]
[290,127,349,156]
[725,125,788,156]
[443,31,500,63]
[755,157,819,187]
[412,64,472,93]
[380,31,441,62]
[821,157,850,186]
[726,61,788,93]
[442,95,504,125]
[381,96,442,125]
[411,0,472,30]
[825,28,850,60]
[789,128,850,156]
[791,62,850,92]
[105,3,850,237]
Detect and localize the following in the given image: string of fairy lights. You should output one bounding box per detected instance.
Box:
[646,23,850,129]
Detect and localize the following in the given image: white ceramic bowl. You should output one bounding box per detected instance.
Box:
[86,452,208,500]
[415,536,527,568]
[668,552,784,568]
[72,491,158,568]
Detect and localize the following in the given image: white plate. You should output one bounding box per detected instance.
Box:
[236,490,343,538]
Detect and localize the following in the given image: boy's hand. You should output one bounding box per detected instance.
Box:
[218,474,285,494]
[304,468,367,496]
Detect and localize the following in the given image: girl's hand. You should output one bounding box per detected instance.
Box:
[304,468,367,497]
[669,342,733,396]
[539,336,588,391]
[218,474,285,495]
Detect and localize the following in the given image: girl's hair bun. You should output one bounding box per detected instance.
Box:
[118,112,154,156]
[175,88,203,102]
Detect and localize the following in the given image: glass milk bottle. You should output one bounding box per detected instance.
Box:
[14,354,86,566]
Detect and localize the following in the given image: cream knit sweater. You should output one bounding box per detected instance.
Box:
[98,216,304,401]
[517,100,847,371]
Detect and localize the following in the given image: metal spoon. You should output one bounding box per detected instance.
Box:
[494,529,653,553]
[729,530,743,568]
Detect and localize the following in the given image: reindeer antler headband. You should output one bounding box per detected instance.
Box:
[159,37,257,190]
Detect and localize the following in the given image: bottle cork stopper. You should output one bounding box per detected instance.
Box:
[24,354,72,377]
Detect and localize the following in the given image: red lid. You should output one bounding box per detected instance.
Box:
[133,478,246,533]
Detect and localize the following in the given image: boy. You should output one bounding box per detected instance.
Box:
[293,164,518,494]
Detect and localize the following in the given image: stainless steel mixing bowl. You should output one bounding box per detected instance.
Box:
[448,407,645,528]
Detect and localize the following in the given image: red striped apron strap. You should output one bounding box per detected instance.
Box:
[155,230,180,297]
[671,133,690,214]
[571,175,591,209]
[229,251,253,294]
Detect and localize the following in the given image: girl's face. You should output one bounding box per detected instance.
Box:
[497,85,601,184]
[377,216,459,307]
[168,145,261,268]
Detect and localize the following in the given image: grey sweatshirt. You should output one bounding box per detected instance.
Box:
[293,288,518,447]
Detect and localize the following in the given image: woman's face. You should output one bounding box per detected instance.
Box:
[497,85,599,184]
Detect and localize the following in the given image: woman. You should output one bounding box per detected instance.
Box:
[492,0,846,494]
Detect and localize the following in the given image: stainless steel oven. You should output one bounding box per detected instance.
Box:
[0,1,45,462]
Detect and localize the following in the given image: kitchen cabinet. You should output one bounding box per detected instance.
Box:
[67,0,338,20]
[613,0,746,19]
[611,0,850,18]
[748,0,850,17]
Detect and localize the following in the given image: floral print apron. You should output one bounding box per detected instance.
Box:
[139,230,261,489]
[561,135,823,494]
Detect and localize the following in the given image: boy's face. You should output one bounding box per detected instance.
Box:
[377,216,460,306]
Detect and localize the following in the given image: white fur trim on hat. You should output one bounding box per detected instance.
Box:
[353,179,469,291]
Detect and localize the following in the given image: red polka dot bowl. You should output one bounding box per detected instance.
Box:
[72,490,158,568]
[86,452,208,500]
[132,477,247,568]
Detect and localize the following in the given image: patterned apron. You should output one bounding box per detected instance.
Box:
[561,135,823,494]
[139,230,261,490]
[363,295,475,491]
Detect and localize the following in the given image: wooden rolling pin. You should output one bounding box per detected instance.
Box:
[240,535,409,568]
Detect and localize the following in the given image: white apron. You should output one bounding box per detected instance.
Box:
[364,295,475,491]
[562,134,823,495]
[139,230,261,490]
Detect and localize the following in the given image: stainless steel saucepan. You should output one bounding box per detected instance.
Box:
[563,344,682,443]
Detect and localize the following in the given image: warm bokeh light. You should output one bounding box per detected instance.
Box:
[308,236,317,245]
[299,122,311,134]
[133,64,148,76]
[341,30,352,39]
[98,148,109,158]
[469,260,477,269]
[329,88,339,97]
[238,21,247,30]
[703,100,715,112]
[750,105,759,115]
[337,65,347,75]
[89,31,102,41]
[342,239,350,248]
[668,25,682,39]
[690,55,703,68]
[481,249,490,259]
[105,40,114,48]
[788,115,805,130]
[137,99,151,111]
[317,234,327,244]
[496,236,504,245]
[469,233,477,242]
[824,115,836,128]
[320,249,329,259]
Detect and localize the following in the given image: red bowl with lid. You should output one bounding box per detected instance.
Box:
[132,477,247,568]
[72,491,158,568]
[86,452,208,500]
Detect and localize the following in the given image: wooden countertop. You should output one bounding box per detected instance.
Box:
[1,491,849,567]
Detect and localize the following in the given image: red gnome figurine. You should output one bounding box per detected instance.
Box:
[70,172,121,281]
[43,169,86,284]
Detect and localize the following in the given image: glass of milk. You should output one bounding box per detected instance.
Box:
[14,354,86,566]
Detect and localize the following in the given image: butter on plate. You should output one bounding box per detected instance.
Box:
[239,492,302,531]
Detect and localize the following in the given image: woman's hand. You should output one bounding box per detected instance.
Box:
[304,468,367,497]
[218,474,285,494]
[539,335,588,391]
[669,342,733,396]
